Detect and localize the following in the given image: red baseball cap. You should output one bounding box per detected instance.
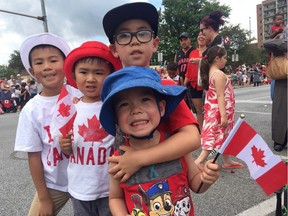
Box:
[64,41,122,88]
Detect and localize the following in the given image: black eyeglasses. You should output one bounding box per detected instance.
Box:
[114,30,154,45]
[200,27,208,33]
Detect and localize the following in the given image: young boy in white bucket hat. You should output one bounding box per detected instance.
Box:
[15,33,72,215]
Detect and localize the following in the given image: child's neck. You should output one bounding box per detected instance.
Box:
[210,65,221,73]
[81,96,100,103]
[40,85,62,97]
[128,130,160,150]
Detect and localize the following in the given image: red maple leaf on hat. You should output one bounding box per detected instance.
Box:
[251,145,267,167]
[78,115,108,146]
[57,102,72,117]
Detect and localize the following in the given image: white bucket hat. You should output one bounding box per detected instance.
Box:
[20,32,70,77]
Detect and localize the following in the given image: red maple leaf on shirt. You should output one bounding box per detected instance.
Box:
[57,102,72,117]
[78,115,108,145]
[251,145,267,167]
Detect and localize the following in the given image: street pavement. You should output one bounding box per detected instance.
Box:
[0,84,286,215]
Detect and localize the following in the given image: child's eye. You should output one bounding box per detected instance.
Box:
[118,102,129,107]
[95,71,104,75]
[142,97,151,102]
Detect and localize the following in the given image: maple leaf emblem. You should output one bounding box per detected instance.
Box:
[57,102,72,117]
[78,115,108,145]
[251,145,267,167]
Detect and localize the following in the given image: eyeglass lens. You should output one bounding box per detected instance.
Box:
[115,30,153,45]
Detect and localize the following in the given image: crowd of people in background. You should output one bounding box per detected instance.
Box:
[0,74,41,114]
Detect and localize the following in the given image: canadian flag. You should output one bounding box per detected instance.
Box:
[51,85,77,138]
[218,118,287,195]
[223,35,231,46]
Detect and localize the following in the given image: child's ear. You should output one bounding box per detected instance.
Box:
[159,99,166,117]
[153,37,160,53]
[28,68,36,80]
[72,72,76,81]
[109,44,119,58]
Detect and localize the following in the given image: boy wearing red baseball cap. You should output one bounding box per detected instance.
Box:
[59,41,122,215]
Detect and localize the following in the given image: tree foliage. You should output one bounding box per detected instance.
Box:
[8,50,24,73]
[0,50,25,78]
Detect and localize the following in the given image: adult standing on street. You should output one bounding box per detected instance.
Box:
[175,32,195,111]
[184,32,208,131]
[200,10,225,56]
[175,32,195,85]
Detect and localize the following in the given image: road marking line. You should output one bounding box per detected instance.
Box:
[235,100,272,104]
[235,110,271,115]
[236,196,276,216]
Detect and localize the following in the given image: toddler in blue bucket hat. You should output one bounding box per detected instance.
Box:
[99,66,220,216]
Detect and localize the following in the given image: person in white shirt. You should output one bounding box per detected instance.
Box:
[15,33,72,215]
[59,41,122,216]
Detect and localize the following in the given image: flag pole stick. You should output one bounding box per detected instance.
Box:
[196,114,246,193]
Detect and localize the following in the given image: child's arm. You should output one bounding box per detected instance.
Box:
[185,153,219,193]
[59,132,72,156]
[109,123,200,182]
[28,152,54,215]
[214,72,228,127]
[270,28,283,39]
[109,161,129,216]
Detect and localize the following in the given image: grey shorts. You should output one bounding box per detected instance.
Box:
[71,196,111,216]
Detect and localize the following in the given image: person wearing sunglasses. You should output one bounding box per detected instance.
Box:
[200,10,225,56]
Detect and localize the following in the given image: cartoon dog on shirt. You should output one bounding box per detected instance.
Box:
[139,181,175,216]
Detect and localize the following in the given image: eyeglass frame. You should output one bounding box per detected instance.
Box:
[113,30,155,45]
[200,27,208,33]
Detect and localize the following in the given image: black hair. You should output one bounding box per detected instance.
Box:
[200,46,227,90]
[72,57,115,80]
[166,62,177,71]
[28,44,66,68]
[273,13,283,20]
[200,10,225,32]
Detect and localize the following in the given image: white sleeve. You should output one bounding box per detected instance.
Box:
[14,107,43,152]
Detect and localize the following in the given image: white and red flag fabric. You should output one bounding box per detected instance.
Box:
[51,85,77,138]
[218,118,287,195]
[223,35,231,46]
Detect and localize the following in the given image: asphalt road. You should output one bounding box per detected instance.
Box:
[0,84,286,216]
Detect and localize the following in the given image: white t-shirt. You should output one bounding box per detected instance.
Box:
[68,100,114,201]
[14,94,69,192]
[14,84,82,192]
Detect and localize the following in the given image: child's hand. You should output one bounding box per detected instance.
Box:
[72,97,80,104]
[59,131,73,156]
[38,196,53,216]
[201,160,220,185]
[108,146,141,182]
[220,116,228,127]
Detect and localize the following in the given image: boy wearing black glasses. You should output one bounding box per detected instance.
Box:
[102,2,201,185]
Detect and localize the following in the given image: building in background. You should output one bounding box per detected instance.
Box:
[256,0,287,48]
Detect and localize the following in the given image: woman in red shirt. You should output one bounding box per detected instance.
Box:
[184,32,208,130]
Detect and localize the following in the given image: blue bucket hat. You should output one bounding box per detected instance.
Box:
[99,66,187,136]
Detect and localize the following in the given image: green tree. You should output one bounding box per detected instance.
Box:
[0,65,15,79]
[157,0,231,62]
[8,50,25,74]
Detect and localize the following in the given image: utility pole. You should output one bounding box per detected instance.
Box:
[0,0,48,32]
[249,16,251,41]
